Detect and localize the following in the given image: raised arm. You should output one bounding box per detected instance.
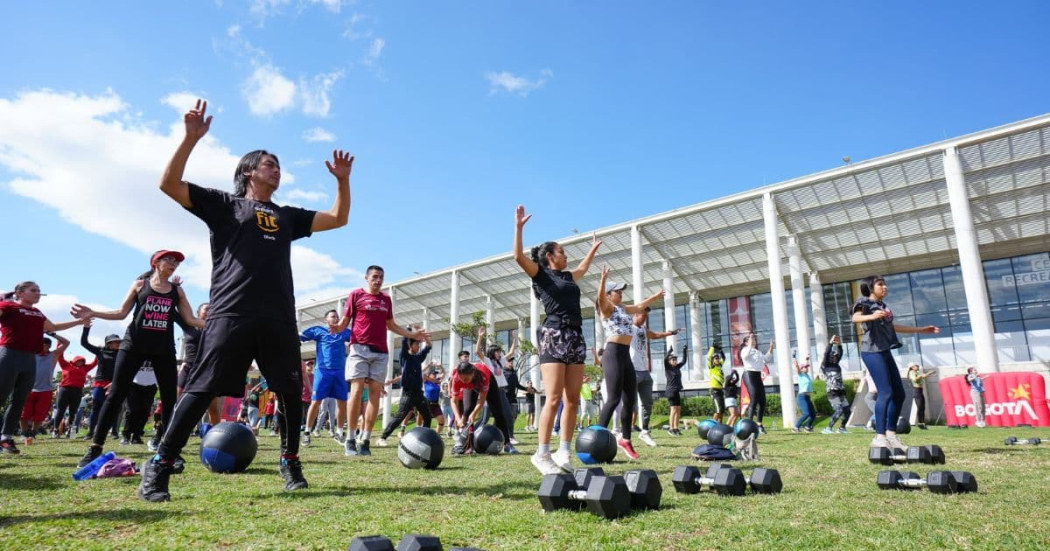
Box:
[595,266,614,319]
[52,332,71,355]
[43,317,87,333]
[176,287,205,330]
[79,320,102,355]
[387,318,429,342]
[894,323,939,335]
[513,205,539,278]
[571,232,602,281]
[311,150,354,232]
[70,281,140,321]
[624,288,666,315]
[475,327,486,360]
[160,99,212,208]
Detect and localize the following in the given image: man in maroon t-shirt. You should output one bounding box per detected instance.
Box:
[330,265,427,456]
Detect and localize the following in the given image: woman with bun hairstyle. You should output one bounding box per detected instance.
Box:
[72,250,205,468]
[851,275,938,450]
[513,205,601,475]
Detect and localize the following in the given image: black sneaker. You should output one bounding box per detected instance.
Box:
[77,446,103,468]
[280,458,309,491]
[172,455,186,475]
[359,440,372,456]
[0,439,20,454]
[138,458,174,502]
[120,436,131,446]
[131,436,145,445]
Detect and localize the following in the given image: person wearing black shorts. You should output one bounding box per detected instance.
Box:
[137,99,354,502]
[664,344,687,435]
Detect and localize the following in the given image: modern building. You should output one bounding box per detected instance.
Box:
[296,113,1050,428]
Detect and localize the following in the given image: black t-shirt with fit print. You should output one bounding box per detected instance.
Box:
[186,184,315,324]
[531,267,582,327]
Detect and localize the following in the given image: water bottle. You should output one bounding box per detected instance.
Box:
[72,451,116,481]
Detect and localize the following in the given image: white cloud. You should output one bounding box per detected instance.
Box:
[303,127,336,142]
[299,70,344,117]
[283,188,329,202]
[343,12,374,40]
[485,69,553,97]
[0,89,360,300]
[249,0,291,21]
[35,294,132,361]
[363,38,385,66]
[309,0,345,13]
[242,64,297,116]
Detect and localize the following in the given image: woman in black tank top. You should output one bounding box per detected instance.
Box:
[71,250,205,468]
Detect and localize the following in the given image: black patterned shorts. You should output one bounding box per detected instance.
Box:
[538,324,588,365]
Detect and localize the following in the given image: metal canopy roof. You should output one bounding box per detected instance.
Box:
[296,114,1050,340]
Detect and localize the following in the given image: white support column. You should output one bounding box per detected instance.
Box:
[485,295,495,345]
[689,292,704,382]
[787,237,812,363]
[763,193,796,428]
[631,225,644,299]
[529,284,541,414]
[448,271,460,377]
[809,273,829,368]
[944,146,999,372]
[422,307,430,332]
[659,260,676,388]
[382,286,396,428]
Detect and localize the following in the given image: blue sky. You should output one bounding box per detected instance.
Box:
[2,1,1049,359]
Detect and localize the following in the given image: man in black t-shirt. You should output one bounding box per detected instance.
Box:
[139,99,354,502]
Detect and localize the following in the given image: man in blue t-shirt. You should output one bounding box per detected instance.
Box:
[300,309,352,445]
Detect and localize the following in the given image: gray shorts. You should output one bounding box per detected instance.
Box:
[346,343,389,381]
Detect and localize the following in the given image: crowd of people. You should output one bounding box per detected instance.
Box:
[1,98,976,504]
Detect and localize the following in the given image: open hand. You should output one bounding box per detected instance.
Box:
[70,304,95,320]
[325,149,354,181]
[515,205,532,227]
[591,232,602,249]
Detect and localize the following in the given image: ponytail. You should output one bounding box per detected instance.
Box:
[138,269,155,281]
[530,241,559,268]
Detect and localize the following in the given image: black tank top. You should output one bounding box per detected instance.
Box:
[120,280,180,354]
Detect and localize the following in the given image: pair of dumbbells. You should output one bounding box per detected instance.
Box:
[868,445,946,466]
[349,534,474,551]
[537,468,662,520]
[876,470,978,494]
[671,463,782,497]
[1004,436,1041,446]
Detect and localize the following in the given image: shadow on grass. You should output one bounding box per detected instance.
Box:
[976,447,1014,455]
[0,472,63,491]
[253,479,538,501]
[0,508,181,528]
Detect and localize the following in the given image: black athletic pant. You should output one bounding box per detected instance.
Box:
[914,387,926,425]
[597,343,637,440]
[122,383,157,438]
[92,350,176,448]
[743,370,766,425]
[462,377,513,444]
[54,386,82,433]
[381,388,432,439]
[159,389,302,460]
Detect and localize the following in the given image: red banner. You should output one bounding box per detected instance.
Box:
[938,372,1050,427]
[728,297,751,367]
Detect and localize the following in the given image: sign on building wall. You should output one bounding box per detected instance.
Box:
[1003,258,1050,287]
[939,372,1049,427]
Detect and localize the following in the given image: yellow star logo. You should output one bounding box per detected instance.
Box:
[1009,383,1032,401]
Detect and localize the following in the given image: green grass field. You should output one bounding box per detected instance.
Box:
[2,420,1049,550]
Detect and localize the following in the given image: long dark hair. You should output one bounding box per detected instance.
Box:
[485,344,502,361]
[234,150,280,197]
[738,334,755,361]
[530,241,559,268]
[859,276,885,298]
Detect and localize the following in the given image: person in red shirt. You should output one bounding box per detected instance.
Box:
[55,353,98,437]
[329,265,427,457]
[0,281,81,454]
[449,360,514,455]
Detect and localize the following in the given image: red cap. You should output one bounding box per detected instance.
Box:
[151,250,185,267]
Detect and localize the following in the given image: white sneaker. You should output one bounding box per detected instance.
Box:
[638,430,657,447]
[302,431,311,446]
[376,438,389,447]
[311,430,320,437]
[870,434,888,448]
[885,434,906,450]
[530,452,563,476]
[509,438,519,445]
[551,449,574,472]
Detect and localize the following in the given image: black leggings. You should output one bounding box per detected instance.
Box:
[122,383,157,438]
[381,389,432,439]
[92,350,176,448]
[159,390,301,459]
[462,377,513,444]
[55,386,82,432]
[914,388,926,425]
[597,343,637,440]
[743,370,766,425]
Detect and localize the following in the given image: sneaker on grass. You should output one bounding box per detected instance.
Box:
[376,438,389,448]
[138,458,174,502]
[344,439,358,456]
[302,431,311,447]
[0,438,20,454]
[280,458,308,491]
[530,452,562,476]
[638,430,657,447]
[870,434,888,448]
[822,427,834,434]
[78,445,103,468]
[617,438,640,460]
[551,449,574,472]
[359,440,372,456]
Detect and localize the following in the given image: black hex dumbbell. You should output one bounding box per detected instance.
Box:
[1005,436,1042,446]
[949,471,979,493]
[348,535,443,551]
[876,471,957,494]
[538,473,631,519]
[869,445,946,465]
[624,469,662,510]
[671,464,746,496]
[705,463,783,494]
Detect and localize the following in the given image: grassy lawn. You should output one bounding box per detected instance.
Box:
[2,420,1049,549]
